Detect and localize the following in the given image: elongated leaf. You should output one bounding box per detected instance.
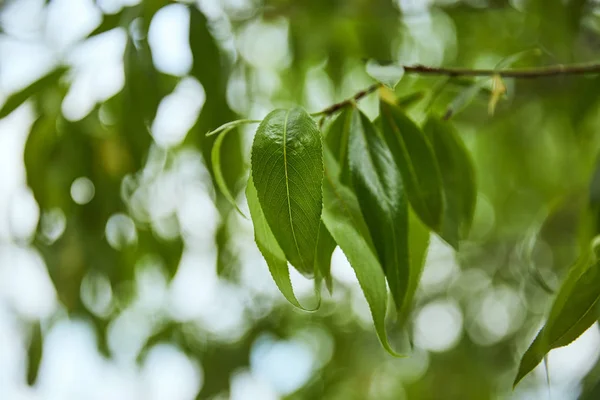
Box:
[314,220,336,293]
[0,67,68,119]
[251,108,324,276]
[380,99,443,231]
[246,177,318,311]
[399,209,430,326]
[514,258,600,386]
[322,147,403,356]
[211,126,246,217]
[325,106,353,184]
[27,322,43,385]
[348,107,409,312]
[423,117,477,249]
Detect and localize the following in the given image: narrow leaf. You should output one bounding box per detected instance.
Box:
[27,322,43,386]
[514,258,600,386]
[322,147,404,356]
[380,99,444,231]
[211,126,246,217]
[324,106,353,185]
[251,108,324,276]
[246,177,318,311]
[399,209,430,326]
[423,117,477,249]
[314,220,337,293]
[0,67,68,119]
[347,107,409,312]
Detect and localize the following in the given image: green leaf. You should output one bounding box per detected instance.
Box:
[423,117,477,249]
[366,60,405,89]
[514,257,600,387]
[314,220,336,293]
[347,107,409,312]
[246,177,319,311]
[322,147,403,356]
[251,108,324,276]
[211,126,246,217]
[27,322,43,386]
[380,99,444,231]
[0,67,68,119]
[443,79,489,120]
[397,91,427,109]
[324,106,353,185]
[398,209,430,328]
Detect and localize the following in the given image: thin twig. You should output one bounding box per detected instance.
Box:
[315,83,382,116]
[316,62,600,117]
[402,62,600,78]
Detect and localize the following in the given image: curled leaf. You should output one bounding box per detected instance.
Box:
[211,126,246,217]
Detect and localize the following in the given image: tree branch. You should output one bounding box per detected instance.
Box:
[316,62,600,117]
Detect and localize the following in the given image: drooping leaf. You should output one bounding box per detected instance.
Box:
[380,98,444,231]
[246,177,318,311]
[366,60,405,89]
[26,322,43,386]
[514,257,600,387]
[322,147,403,356]
[324,106,353,185]
[347,107,409,312]
[0,67,68,119]
[211,127,246,217]
[423,117,477,249]
[399,209,430,327]
[314,220,336,293]
[251,108,324,276]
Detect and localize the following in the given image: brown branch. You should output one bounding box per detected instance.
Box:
[316,62,600,117]
[402,63,600,78]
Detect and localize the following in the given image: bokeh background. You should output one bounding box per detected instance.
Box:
[2,0,600,399]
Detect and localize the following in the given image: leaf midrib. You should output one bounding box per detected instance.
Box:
[283,110,307,270]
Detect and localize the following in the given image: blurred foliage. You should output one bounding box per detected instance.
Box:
[2,0,600,399]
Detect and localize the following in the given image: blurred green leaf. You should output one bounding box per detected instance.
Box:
[365,60,404,89]
[246,177,319,311]
[347,107,409,312]
[423,117,477,249]
[251,108,324,276]
[514,257,600,387]
[0,67,67,119]
[322,146,402,356]
[26,322,43,386]
[380,98,443,231]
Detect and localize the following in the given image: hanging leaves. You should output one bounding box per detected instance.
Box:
[251,107,324,276]
[347,106,409,312]
[380,98,444,231]
[423,117,477,249]
[324,106,353,184]
[322,147,403,356]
